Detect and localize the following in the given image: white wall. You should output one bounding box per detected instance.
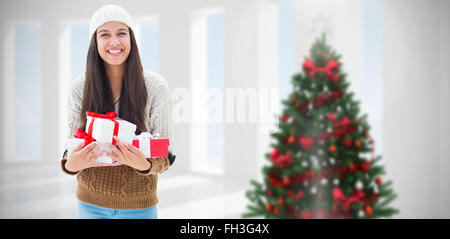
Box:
[383,0,450,218]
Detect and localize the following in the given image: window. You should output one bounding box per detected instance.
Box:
[206,13,224,171]
[137,18,159,73]
[3,22,42,162]
[70,23,90,81]
[191,7,224,175]
[363,0,382,155]
[278,0,295,105]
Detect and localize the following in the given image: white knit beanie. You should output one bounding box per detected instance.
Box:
[89,4,134,37]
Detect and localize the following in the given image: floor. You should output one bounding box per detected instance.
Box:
[0,162,250,219]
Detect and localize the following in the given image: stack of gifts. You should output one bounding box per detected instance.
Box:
[65,111,170,164]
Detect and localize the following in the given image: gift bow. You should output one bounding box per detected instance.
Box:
[303,59,340,83]
[135,132,161,141]
[332,187,365,211]
[74,128,94,147]
[86,111,120,144]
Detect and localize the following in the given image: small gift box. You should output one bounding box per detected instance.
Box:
[86,111,136,145]
[132,132,170,158]
[65,137,116,164]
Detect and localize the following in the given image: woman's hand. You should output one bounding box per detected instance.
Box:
[104,136,151,172]
[65,141,120,173]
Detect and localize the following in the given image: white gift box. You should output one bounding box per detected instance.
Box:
[133,132,169,158]
[86,116,136,144]
[65,138,116,164]
[134,132,152,158]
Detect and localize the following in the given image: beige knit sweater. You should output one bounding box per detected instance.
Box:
[60,70,174,209]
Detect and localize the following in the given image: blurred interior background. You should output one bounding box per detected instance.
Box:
[0,0,449,219]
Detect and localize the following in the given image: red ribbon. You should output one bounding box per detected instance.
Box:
[303,59,340,82]
[332,187,365,211]
[86,111,120,144]
[73,128,95,147]
[273,152,293,169]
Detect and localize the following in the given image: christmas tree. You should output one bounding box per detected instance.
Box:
[242,34,398,219]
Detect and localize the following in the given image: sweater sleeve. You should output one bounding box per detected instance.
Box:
[61,79,84,176]
[135,157,171,176]
[67,80,83,138]
[149,82,174,154]
[136,76,175,175]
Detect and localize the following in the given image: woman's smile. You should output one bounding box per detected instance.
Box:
[107,48,124,57]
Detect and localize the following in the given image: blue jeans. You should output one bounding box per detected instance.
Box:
[76,200,158,219]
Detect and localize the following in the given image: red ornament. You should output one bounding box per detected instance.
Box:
[354,140,361,148]
[328,113,336,121]
[344,139,352,147]
[329,145,337,153]
[288,135,296,144]
[291,94,297,102]
[314,95,329,107]
[349,162,356,172]
[270,148,280,160]
[360,162,371,172]
[283,176,291,186]
[299,137,314,150]
[296,99,310,113]
[267,190,273,197]
[284,152,293,165]
[273,207,280,216]
[331,75,340,83]
[265,203,273,212]
[365,205,373,216]
[281,114,289,122]
[331,90,342,100]
[376,177,383,185]
[277,197,285,206]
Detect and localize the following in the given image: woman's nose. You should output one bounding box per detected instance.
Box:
[110,36,120,46]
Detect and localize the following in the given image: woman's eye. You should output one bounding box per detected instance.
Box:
[101,34,109,37]
[119,32,127,36]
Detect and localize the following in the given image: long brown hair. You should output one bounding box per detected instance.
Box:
[80,28,148,134]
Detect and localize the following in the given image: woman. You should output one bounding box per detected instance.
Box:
[60,4,175,219]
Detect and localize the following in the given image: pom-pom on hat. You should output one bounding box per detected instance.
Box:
[89,4,134,37]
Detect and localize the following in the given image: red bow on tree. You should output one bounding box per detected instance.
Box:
[303,59,340,83]
[268,173,284,187]
[333,116,357,140]
[332,187,365,211]
[287,190,304,200]
[273,151,293,169]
